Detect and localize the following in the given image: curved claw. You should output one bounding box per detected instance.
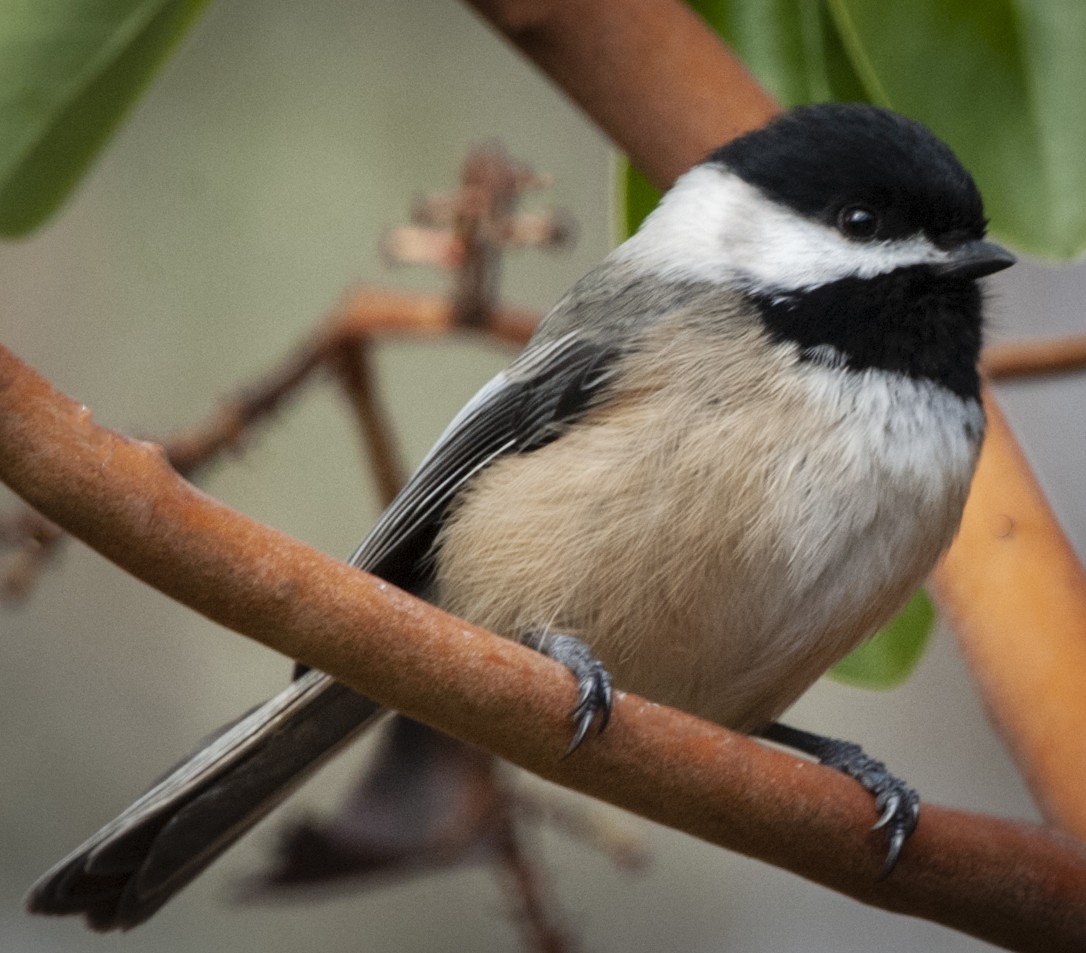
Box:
[869,780,919,875]
[879,825,910,881]
[564,707,595,757]
[871,792,900,832]
[757,723,920,877]
[571,671,612,731]
[564,665,613,756]
[532,631,614,756]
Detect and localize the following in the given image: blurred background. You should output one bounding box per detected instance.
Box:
[2,1,1083,950]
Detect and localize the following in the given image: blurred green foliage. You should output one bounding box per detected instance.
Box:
[0,0,211,235]
[828,591,936,690]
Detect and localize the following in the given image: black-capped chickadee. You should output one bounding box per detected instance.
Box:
[27,103,1015,930]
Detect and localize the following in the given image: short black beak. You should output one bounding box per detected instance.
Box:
[932,239,1016,280]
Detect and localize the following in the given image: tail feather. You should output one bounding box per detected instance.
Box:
[26,670,383,931]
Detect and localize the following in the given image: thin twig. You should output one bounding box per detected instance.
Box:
[493,800,575,953]
[452,147,531,328]
[328,336,407,507]
[383,144,570,329]
[166,343,329,480]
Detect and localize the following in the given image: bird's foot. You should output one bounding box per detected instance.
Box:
[759,722,919,876]
[531,631,613,755]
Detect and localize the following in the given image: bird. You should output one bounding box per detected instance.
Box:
[27,102,1015,931]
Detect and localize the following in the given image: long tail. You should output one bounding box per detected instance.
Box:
[26,670,383,931]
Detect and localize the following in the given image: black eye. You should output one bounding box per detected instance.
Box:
[837,205,880,240]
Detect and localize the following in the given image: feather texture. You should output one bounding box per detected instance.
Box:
[436,305,981,731]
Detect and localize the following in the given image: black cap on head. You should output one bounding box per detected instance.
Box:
[707,103,986,246]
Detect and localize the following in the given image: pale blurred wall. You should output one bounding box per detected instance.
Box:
[1,1,1083,951]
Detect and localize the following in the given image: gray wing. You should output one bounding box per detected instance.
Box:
[352,329,623,592]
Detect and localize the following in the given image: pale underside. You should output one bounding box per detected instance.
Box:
[436,315,980,732]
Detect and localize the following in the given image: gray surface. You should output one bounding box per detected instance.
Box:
[2,1,1083,950]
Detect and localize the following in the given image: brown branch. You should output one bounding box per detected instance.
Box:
[0,292,537,603]
[159,288,535,493]
[164,335,327,478]
[451,146,536,328]
[931,393,1086,838]
[331,288,537,347]
[465,0,779,189]
[3,344,1086,951]
[467,0,1086,854]
[165,290,536,485]
[328,336,407,507]
[982,334,1086,380]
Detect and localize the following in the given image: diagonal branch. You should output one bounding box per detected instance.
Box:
[2,343,1086,952]
[465,0,779,188]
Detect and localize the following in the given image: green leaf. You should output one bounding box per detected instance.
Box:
[828,0,1086,258]
[621,163,661,237]
[829,591,935,689]
[0,0,213,236]
[690,0,868,107]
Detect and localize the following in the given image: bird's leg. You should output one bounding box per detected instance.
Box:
[525,630,613,755]
[758,721,919,877]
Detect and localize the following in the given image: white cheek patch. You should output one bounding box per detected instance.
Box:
[613,165,951,294]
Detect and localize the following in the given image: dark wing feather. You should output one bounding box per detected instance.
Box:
[352,330,622,591]
[26,671,382,929]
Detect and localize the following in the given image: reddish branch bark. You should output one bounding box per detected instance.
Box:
[931,394,1086,837]
[467,0,1086,848]
[2,344,1085,951]
[0,292,527,601]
